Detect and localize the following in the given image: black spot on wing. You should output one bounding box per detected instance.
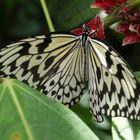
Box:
[44,56,55,70]
[19,42,31,55]
[105,51,113,69]
[127,99,132,107]
[105,71,108,76]
[10,64,17,72]
[10,63,17,72]
[65,92,70,98]
[0,63,3,70]
[96,67,101,82]
[0,71,7,77]
[116,64,124,78]
[36,37,52,53]
[108,81,116,101]
[110,81,116,93]
[21,61,29,70]
[36,55,42,59]
[30,65,40,82]
[100,82,108,101]
[74,86,77,92]
[51,90,56,96]
[50,80,55,86]
[118,88,125,102]
[57,95,62,100]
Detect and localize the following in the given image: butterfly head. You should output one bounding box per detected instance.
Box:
[82,24,91,36]
[82,24,98,38]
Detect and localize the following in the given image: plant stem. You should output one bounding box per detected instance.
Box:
[40,0,55,32]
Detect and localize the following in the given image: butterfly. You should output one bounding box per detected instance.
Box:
[0,16,140,122]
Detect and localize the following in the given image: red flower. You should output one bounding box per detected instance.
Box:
[91,0,127,13]
[117,11,140,45]
[91,0,140,46]
[71,15,105,40]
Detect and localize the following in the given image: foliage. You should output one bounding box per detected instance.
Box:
[0,78,99,140]
[0,0,140,140]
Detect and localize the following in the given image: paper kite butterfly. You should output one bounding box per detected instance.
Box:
[0,16,140,122]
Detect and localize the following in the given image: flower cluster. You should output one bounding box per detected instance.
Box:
[91,0,140,45]
[117,10,140,45]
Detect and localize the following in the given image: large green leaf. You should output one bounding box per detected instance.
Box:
[0,78,99,140]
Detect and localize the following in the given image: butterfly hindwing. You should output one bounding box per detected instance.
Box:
[88,38,140,122]
[0,34,85,106]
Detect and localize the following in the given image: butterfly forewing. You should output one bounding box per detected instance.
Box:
[88,38,140,122]
[0,34,85,106]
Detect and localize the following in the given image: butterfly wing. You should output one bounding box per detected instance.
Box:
[0,33,85,106]
[88,38,140,122]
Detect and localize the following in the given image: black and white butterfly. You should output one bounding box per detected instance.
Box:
[0,20,140,122]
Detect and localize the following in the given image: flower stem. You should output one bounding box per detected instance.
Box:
[40,0,55,32]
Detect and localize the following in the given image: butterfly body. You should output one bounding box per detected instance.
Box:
[0,26,140,122]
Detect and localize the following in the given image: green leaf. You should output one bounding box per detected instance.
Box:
[131,121,140,140]
[0,78,99,140]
